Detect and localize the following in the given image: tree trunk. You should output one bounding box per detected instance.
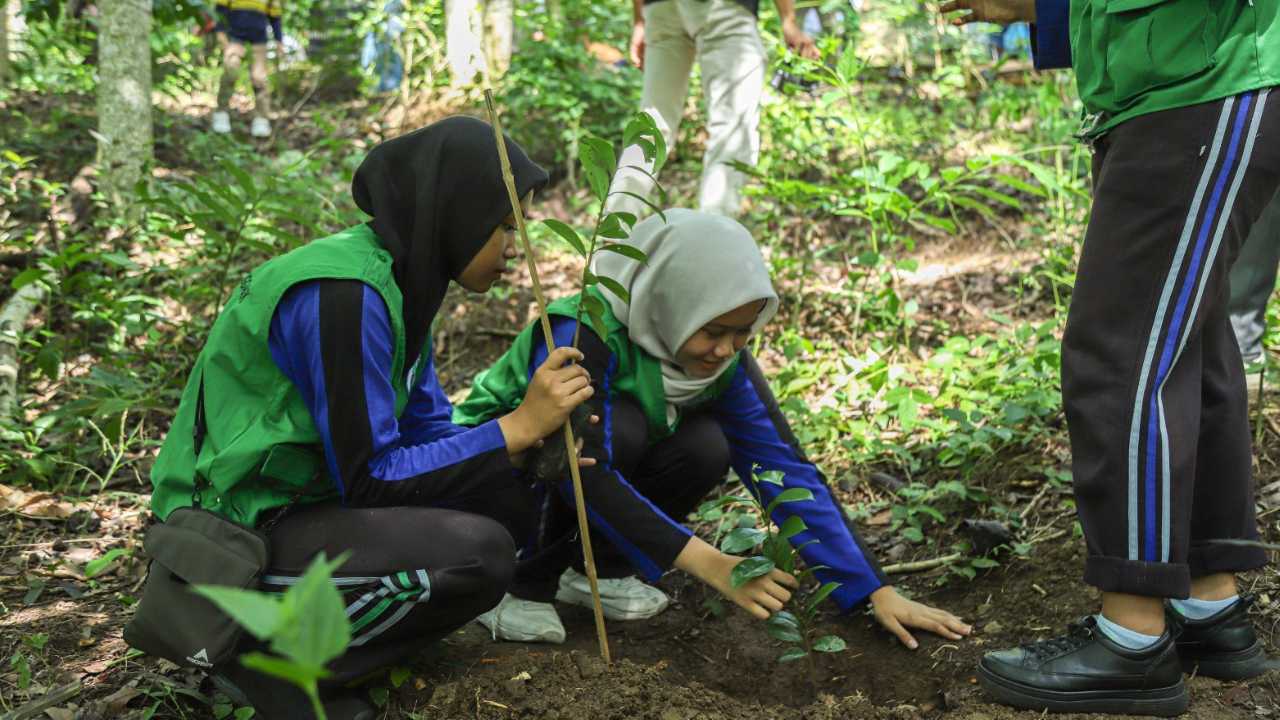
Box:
[96,0,153,212]
[484,0,513,79]
[1,1,8,86]
[445,0,484,86]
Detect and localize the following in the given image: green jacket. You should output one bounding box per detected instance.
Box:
[150,224,414,527]
[1035,0,1280,135]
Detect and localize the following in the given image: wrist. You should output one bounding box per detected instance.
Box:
[869,585,895,605]
[498,409,536,455]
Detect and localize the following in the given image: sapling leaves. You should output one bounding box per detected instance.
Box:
[730,556,776,588]
[597,242,648,263]
[765,487,815,516]
[779,648,809,664]
[595,275,631,304]
[579,292,610,343]
[777,515,807,542]
[607,190,668,221]
[192,586,285,639]
[806,582,842,615]
[721,527,768,554]
[543,218,587,257]
[766,611,803,643]
[813,635,847,653]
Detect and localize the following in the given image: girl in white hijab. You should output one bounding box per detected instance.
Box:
[457,210,970,649]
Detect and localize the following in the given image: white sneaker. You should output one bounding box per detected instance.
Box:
[475,593,565,644]
[211,111,231,134]
[556,568,670,621]
[250,116,271,138]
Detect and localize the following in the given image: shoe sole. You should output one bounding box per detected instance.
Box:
[556,584,669,621]
[473,616,565,644]
[1181,640,1272,680]
[978,664,1188,717]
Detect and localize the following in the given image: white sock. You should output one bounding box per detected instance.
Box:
[1170,595,1239,620]
[1095,614,1161,650]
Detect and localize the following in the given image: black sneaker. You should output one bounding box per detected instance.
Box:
[978,616,1188,717]
[1167,595,1271,680]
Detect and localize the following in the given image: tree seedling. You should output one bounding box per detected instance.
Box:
[194,552,352,720]
[485,89,666,663]
[720,468,847,665]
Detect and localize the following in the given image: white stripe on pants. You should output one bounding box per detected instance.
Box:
[607,0,767,218]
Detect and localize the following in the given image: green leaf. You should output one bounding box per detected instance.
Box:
[765,488,815,516]
[233,708,256,719]
[270,553,351,667]
[597,242,647,263]
[778,647,809,663]
[729,556,775,588]
[191,586,284,640]
[579,136,618,177]
[902,526,924,543]
[971,557,999,569]
[595,275,630,304]
[813,635,847,653]
[597,213,629,240]
[756,470,785,486]
[389,666,412,689]
[720,527,767,554]
[84,548,130,578]
[777,515,807,541]
[765,611,802,643]
[606,191,667,221]
[805,582,842,615]
[213,704,232,719]
[11,267,47,290]
[369,687,389,707]
[240,652,328,687]
[542,219,587,257]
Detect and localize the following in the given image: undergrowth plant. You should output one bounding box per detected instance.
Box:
[195,553,352,720]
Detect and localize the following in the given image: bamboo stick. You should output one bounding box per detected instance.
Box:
[483,89,611,664]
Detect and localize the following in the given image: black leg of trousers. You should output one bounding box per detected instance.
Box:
[1063,89,1278,599]
[510,398,730,600]
[218,503,515,718]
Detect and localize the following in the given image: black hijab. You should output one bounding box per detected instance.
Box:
[351,116,548,368]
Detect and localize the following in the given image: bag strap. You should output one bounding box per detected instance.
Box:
[191,372,210,508]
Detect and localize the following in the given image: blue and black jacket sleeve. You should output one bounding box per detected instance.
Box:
[713,352,888,611]
[1030,0,1070,70]
[267,279,514,507]
[529,317,693,580]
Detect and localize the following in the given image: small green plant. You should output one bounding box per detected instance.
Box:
[539,111,667,345]
[715,468,846,665]
[194,553,352,720]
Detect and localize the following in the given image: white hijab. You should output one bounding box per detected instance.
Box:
[591,209,779,419]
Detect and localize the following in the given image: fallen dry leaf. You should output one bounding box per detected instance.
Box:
[0,485,77,520]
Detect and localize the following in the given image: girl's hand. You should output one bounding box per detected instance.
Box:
[674,538,799,620]
[499,347,593,454]
[869,586,972,649]
[715,559,799,620]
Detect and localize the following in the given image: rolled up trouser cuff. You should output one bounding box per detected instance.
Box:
[1188,539,1268,581]
[1084,555,1191,599]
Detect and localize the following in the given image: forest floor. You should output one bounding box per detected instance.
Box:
[2,86,1279,719]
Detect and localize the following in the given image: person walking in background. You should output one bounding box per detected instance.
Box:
[1228,191,1280,395]
[211,0,284,138]
[607,0,819,219]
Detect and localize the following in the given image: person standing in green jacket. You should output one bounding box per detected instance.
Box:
[143,118,597,720]
[943,0,1278,715]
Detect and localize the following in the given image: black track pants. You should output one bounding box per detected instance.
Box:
[510,398,731,601]
[1064,89,1279,598]
[216,503,515,718]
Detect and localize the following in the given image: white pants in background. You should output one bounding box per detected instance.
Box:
[608,0,767,219]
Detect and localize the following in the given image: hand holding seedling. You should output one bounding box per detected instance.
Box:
[675,536,800,620]
[868,585,972,650]
[499,347,596,455]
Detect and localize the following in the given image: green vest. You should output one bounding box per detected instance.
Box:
[452,287,739,442]
[1072,0,1280,136]
[151,224,420,527]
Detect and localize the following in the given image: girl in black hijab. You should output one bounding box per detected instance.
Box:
[161,118,595,719]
